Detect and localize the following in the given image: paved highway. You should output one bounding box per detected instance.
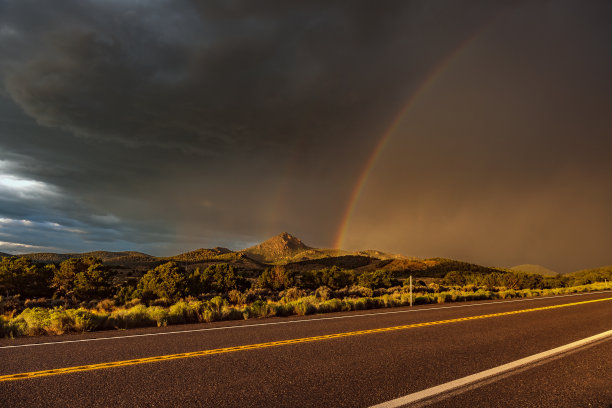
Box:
[1,291,610,407]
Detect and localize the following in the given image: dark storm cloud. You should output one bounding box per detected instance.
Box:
[0,0,610,270]
[0,0,502,153]
[0,0,506,251]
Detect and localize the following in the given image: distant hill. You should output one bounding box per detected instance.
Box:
[1,235,504,279]
[510,264,558,276]
[17,251,156,266]
[168,247,234,262]
[6,233,605,281]
[241,232,312,263]
[565,266,612,281]
[0,252,11,258]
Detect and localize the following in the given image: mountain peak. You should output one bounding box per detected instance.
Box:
[241,232,310,262]
[258,232,310,251]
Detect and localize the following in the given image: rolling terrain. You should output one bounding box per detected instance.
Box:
[511,264,558,276]
[1,233,610,280]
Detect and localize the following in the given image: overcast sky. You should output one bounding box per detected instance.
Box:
[0,1,610,272]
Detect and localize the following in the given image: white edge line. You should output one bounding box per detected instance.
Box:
[370,329,612,408]
[0,291,608,349]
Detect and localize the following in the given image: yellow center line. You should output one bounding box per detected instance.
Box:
[1,296,610,382]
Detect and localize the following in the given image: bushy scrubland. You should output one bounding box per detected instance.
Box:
[1,281,608,338]
[1,255,610,338]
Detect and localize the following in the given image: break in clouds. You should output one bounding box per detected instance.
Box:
[0,0,611,271]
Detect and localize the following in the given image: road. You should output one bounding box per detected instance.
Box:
[0,291,610,407]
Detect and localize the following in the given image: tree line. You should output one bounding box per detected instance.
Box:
[1,256,610,308]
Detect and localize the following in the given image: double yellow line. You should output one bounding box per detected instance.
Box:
[1,296,610,382]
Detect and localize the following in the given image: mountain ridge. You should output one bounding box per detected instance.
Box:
[1,233,607,276]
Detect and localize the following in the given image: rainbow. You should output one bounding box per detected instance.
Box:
[333,29,488,250]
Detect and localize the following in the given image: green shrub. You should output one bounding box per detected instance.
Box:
[318,298,343,313]
[348,285,373,298]
[228,290,246,305]
[250,299,272,318]
[273,303,294,317]
[168,301,197,324]
[414,295,431,305]
[222,306,244,320]
[16,307,51,336]
[68,308,105,332]
[48,308,72,334]
[0,315,24,338]
[110,304,154,329]
[284,287,307,302]
[292,297,316,315]
[147,306,169,327]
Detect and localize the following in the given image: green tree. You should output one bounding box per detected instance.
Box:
[257,266,295,291]
[190,263,247,294]
[357,269,398,288]
[302,266,354,290]
[0,257,54,298]
[52,257,115,300]
[136,262,190,301]
[443,271,466,286]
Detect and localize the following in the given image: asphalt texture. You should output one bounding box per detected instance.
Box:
[0,291,610,407]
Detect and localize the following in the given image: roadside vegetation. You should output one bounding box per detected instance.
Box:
[1,256,610,338]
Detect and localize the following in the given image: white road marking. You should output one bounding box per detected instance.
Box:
[370,329,612,408]
[0,291,608,349]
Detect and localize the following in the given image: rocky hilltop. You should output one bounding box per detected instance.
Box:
[241,232,311,263]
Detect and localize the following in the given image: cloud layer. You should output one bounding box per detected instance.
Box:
[0,1,610,271]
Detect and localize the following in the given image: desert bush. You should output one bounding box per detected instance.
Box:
[24,298,51,309]
[249,299,272,318]
[115,284,136,305]
[168,301,198,324]
[282,287,307,302]
[68,308,105,332]
[96,299,116,312]
[353,297,377,310]
[292,297,317,316]
[347,285,374,298]
[414,295,431,305]
[110,304,154,329]
[273,303,294,317]
[228,290,246,305]
[150,298,172,307]
[317,298,343,313]
[499,289,517,299]
[314,286,332,301]
[0,295,21,315]
[221,306,244,320]
[0,315,24,338]
[147,306,169,327]
[48,308,72,334]
[124,298,142,308]
[243,289,261,304]
[16,307,51,336]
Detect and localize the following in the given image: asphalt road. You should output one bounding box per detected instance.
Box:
[0,291,610,407]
